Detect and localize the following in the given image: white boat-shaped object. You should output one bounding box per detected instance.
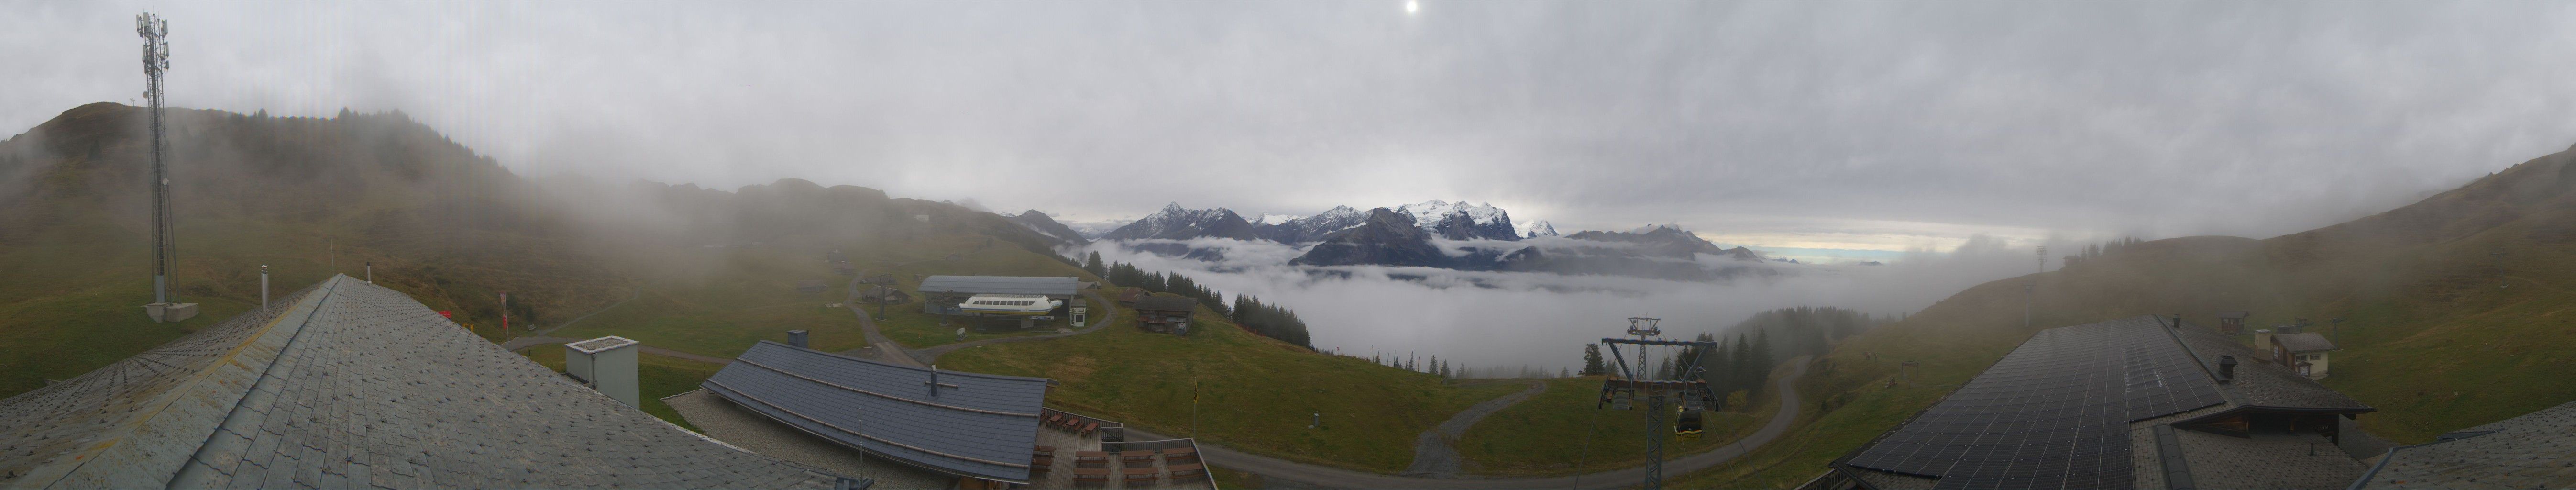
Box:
[958,294,1062,316]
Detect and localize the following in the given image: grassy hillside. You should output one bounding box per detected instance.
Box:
[514,345,726,432]
[1683,146,2576,488]
[1451,375,1772,477]
[940,289,1525,474]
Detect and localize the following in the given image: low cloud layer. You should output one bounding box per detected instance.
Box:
[7,3,2575,245]
[1088,235,2065,373]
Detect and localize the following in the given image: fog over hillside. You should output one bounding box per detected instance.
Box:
[1084,234,2075,371]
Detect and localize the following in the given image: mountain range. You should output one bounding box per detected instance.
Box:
[1063,199,1769,278]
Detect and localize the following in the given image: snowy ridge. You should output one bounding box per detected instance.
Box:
[1519,220,1559,238]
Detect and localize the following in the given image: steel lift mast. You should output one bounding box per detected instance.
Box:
[1595,317,1722,490]
[138,12,176,304]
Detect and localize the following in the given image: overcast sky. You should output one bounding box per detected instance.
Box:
[8,1,2576,253]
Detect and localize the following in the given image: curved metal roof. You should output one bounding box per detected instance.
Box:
[703,342,1050,483]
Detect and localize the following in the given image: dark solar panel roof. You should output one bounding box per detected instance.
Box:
[916,276,1078,297]
[704,342,1050,483]
[1843,315,2227,489]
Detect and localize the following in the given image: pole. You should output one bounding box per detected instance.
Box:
[259,265,269,313]
[138,13,173,305]
[500,291,509,331]
[365,261,372,283]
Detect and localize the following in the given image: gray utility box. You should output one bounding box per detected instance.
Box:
[143,302,199,323]
[565,336,641,408]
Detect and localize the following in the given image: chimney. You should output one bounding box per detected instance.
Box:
[564,336,641,407]
[787,329,810,349]
[2217,355,2237,383]
[928,365,941,396]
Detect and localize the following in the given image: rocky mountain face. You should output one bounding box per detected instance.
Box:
[1100,203,1260,241]
[1289,208,1451,267]
[1562,225,1745,260]
[1520,220,1559,238]
[1397,200,1521,241]
[1008,210,1089,246]
[1254,205,1370,244]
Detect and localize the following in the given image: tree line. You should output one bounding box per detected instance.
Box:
[1086,251,1315,349]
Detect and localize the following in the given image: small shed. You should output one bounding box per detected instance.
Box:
[795,279,828,293]
[2271,332,2338,379]
[2216,311,2250,335]
[1133,296,1198,335]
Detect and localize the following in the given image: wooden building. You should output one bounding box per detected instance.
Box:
[2215,311,2249,335]
[2271,332,2337,379]
[1132,296,1198,336]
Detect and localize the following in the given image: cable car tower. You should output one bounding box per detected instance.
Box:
[138,12,176,305]
[1593,317,1721,490]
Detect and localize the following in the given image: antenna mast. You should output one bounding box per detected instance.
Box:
[138,12,175,304]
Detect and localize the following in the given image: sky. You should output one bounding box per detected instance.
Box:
[7,1,2576,256]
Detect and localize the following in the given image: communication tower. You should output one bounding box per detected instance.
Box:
[140,13,174,303]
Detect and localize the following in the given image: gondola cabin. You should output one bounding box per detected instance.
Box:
[958,294,1062,316]
[1676,409,1705,438]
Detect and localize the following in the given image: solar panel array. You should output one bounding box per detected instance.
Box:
[1844,316,2227,489]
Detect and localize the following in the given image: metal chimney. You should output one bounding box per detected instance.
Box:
[565,336,641,407]
[787,329,809,348]
[2218,355,2238,383]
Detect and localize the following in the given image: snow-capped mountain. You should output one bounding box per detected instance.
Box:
[1250,213,1306,226]
[1563,224,1751,260]
[1253,205,1371,244]
[1519,220,1559,238]
[1289,208,1452,267]
[1007,210,1089,246]
[1395,200,1520,241]
[1100,203,1261,241]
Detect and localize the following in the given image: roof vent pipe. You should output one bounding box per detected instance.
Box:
[928,365,940,396]
[2218,355,2238,383]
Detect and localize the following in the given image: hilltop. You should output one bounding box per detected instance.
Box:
[1684,143,2576,487]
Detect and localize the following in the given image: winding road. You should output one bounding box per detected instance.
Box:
[1133,356,1812,489]
[1404,380,1550,478]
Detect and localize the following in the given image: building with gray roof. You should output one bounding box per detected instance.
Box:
[0,275,856,490]
[701,341,1051,485]
[2351,399,2576,489]
[1818,315,2375,490]
[915,276,1079,299]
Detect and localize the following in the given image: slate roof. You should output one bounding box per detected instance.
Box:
[0,275,849,489]
[1132,296,1199,313]
[1833,315,2374,490]
[2355,400,2576,489]
[915,276,1079,298]
[2216,311,2250,319]
[2272,333,2337,353]
[702,342,1050,483]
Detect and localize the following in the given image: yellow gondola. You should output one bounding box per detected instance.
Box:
[1675,408,1705,438]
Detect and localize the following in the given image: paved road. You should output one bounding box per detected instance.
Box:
[1130,356,1812,489]
[495,335,736,365]
[1404,380,1550,477]
[835,260,1123,367]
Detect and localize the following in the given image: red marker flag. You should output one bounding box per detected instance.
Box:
[438,310,453,319]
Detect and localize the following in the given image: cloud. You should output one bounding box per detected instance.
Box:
[1082,234,2072,373]
[6,2,2575,245]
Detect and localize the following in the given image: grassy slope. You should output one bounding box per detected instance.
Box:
[940,290,1524,474]
[866,245,1094,348]
[1451,375,1772,477]
[1680,147,2576,488]
[514,345,725,432]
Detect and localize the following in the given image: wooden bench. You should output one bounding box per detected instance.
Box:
[1072,467,1110,484]
[1167,462,1206,478]
[1121,466,1160,484]
[1162,447,1200,464]
[1074,451,1111,468]
[1120,450,1158,467]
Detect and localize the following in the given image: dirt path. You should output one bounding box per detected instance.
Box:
[1131,356,1812,489]
[1403,380,1548,477]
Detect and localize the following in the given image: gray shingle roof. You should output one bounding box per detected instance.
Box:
[1132,296,1199,312]
[702,342,1049,483]
[0,275,847,489]
[2169,324,2370,411]
[2217,311,2251,319]
[2357,400,2576,489]
[2273,332,2337,353]
[915,276,1078,298]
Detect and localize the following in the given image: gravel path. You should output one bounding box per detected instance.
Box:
[1403,380,1550,477]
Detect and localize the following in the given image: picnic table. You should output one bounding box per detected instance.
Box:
[1034,445,1057,457]
[1074,451,1112,467]
[1167,462,1207,478]
[1163,446,1200,463]
[1120,450,1158,465]
[1121,465,1160,483]
[1071,467,1111,483]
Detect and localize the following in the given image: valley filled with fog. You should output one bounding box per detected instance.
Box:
[1081,234,2075,374]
